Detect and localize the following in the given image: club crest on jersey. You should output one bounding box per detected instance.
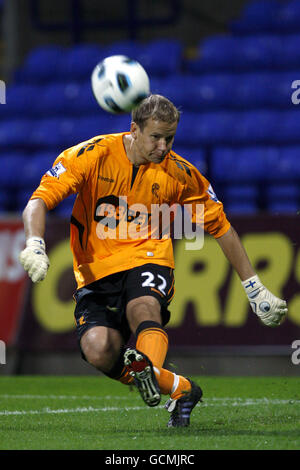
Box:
[207,184,220,203]
[46,161,66,179]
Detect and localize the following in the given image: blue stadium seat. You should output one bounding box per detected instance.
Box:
[185,74,238,110]
[271,0,300,34]
[172,146,207,174]
[271,111,300,144]
[150,76,187,108]
[186,35,241,73]
[225,201,258,215]
[224,184,259,202]
[0,153,26,188]
[234,73,273,108]
[211,147,269,183]
[176,111,238,146]
[266,183,299,202]
[0,119,34,148]
[33,81,99,117]
[230,111,280,144]
[15,45,65,84]
[187,34,283,72]
[0,84,41,118]
[74,81,101,115]
[29,117,77,149]
[139,39,183,77]
[54,194,77,217]
[237,35,282,70]
[267,200,299,214]
[71,114,130,144]
[0,189,11,212]
[33,83,71,117]
[267,146,300,180]
[104,40,143,61]
[230,0,281,34]
[16,189,34,212]
[60,44,103,82]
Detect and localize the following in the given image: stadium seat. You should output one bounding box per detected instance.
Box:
[0,84,41,118]
[271,111,300,144]
[176,111,239,146]
[211,147,269,183]
[230,111,281,144]
[230,0,281,34]
[15,45,65,84]
[60,44,103,82]
[29,117,77,149]
[267,200,299,214]
[187,34,284,73]
[138,39,183,76]
[223,184,259,202]
[150,75,187,108]
[104,40,143,61]
[266,183,299,201]
[16,188,34,212]
[234,73,274,109]
[0,119,34,148]
[266,146,300,180]
[172,146,207,174]
[271,0,300,34]
[71,114,131,143]
[33,81,99,117]
[0,189,11,212]
[224,200,258,215]
[186,35,241,73]
[186,74,238,110]
[0,153,27,188]
[275,34,300,69]
[54,194,77,217]
[237,35,282,70]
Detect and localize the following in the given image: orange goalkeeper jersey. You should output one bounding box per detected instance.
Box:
[31,132,231,289]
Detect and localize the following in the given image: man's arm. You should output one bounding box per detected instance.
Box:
[216,226,255,281]
[216,226,288,327]
[22,198,47,239]
[19,198,50,283]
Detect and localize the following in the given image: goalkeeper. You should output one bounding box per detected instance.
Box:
[19,94,287,428]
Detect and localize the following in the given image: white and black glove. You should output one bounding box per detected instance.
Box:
[242,275,287,327]
[19,237,50,283]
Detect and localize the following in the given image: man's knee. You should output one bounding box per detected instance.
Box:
[80,326,122,373]
[126,296,162,333]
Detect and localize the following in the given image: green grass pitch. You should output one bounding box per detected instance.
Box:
[0,375,299,450]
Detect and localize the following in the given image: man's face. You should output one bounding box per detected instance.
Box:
[131,118,178,164]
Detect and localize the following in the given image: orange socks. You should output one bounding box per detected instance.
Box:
[135,321,191,399]
[136,323,168,368]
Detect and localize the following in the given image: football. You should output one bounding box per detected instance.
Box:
[91,55,150,114]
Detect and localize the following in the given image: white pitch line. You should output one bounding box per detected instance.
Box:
[0,394,130,400]
[0,395,299,404]
[0,406,147,416]
[0,398,299,417]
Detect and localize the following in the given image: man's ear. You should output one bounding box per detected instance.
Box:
[130,121,138,139]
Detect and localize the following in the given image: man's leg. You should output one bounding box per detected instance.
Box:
[125,295,203,426]
[80,325,124,374]
[126,296,192,401]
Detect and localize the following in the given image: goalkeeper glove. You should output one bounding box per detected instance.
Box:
[19,237,50,283]
[242,275,287,327]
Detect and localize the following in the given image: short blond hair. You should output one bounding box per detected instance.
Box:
[131,94,180,130]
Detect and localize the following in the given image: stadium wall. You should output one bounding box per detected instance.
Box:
[0,215,299,376]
